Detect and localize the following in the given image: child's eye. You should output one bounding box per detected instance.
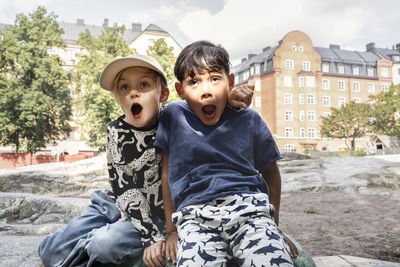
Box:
[212,77,221,83]
[189,80,198,87]
[140,81,149,88]
[119,84,129,90]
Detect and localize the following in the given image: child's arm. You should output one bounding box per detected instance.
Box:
[228,83,254,109]
[261,161,282,225]
[161,153,178,264]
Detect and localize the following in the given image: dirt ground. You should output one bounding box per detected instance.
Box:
[279,188,400,263]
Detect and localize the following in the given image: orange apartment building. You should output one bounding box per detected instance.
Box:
[232,30,396,153]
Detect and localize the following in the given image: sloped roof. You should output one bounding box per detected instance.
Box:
[316,46,380,65]
[144,24,167,33]
[374,135,400,148]
[231,46,277,73]
[375,47,400,60]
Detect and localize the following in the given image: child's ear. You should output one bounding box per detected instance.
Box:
[175,81,185,99]
[228,74,235,91]
[160,88,169,103]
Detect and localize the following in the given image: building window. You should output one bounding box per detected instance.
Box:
[381,67,388,78]
[299,77,304,87]
[323,112,331,117]
[322,63,330,72]
[285,128,294,137]
[299,46,304,52]
[323,96,331,106]
[243,70,249,80]
[338,96,346,107]
[306,93,316,104]
[234,75,238,84]
[353,97,361,103]
[255,80,261,91]
[352,66,360,76]
[367,67,374,77]
[306,76,315,87]
[353,81,360,92]
[382,84,389,92]
[148,38,155,45]
[255,65,260,75]
[308,128,316,138]
[322,79,330,90]
[393,55,400,62]
[255,96,261,107]
[307,110,316,121]
[284,144,296,152]
[302,61,311,71]
[284,76,292,87]
[338,80,346,91]
[300,128,305,137]
[284,93,293,104]
[286,59,294,70]
[299,93,304,104]
[368,83,375,93]
[337,65,344,74]
[299,110,305,121]
[292,45,297,51]
[250,66,254,76]
[284,110,293,121]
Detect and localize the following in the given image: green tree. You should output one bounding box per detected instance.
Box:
[0,7,71,152]
[73,25,132,151]
[370,84,400,138]
[321,102,372,150]
[147,38,180,103]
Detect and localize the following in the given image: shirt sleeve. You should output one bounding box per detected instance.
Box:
[252,113,282,172]
[106,125,165,247]
[154,105,171,153]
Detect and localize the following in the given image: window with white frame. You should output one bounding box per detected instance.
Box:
[382,84,389,92]
[367,67,374,77]
[300,128,305,137]
[285,128,294,137]
[323,96,331,106]
[299,46,304,52]
[292,45,297,51]
[322,79,330,90]
[286,59,294,70]
[243,70,249,80]
[368,83,375,93]
[308,128,316,137]
[338,96,346,107]
[250,66,254,76]
[307,110,316,121]
[255,80,261,91]
[302,61,311,71]
[284,144,296,152]
[381,67,388,77]
[298,77,304,87]
[284,110,293,121]
[299,110,305,121]
[338,80,346,91]
[353,97,361,103]
[306,93,315,104]
[337,65,344,74]
[255,96,261,107]
[323,112,331,117]
[234,75,238,84]
[284,76,292,87]
[352,66,360,75]
[255,65,260,75]
[322,63,330,72]
[299,94,304,104]
[353,81,360,92]
[284,93,293,104]
[306,76,315,87]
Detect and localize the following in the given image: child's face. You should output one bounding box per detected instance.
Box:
[176,69,233,126]
[116,67,168,128]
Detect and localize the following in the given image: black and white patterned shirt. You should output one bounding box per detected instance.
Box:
[106,116,164,247]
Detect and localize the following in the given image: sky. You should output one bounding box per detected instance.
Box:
[1,0,400,65]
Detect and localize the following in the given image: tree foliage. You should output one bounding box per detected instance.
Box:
[0,7,71,152]
[146,38,180,103]
[73,25,132,151]
[321,102,372,150]
[370,84,400,138]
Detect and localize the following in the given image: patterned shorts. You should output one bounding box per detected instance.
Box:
[172,193,293,267]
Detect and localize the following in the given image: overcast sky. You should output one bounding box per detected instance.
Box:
[1,0,399,65]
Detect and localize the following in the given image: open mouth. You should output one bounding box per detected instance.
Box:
[202,105,216,120]
[131,103,143,118]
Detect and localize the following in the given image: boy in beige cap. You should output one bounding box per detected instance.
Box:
[39,54,253,267]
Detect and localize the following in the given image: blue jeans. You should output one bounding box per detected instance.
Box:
[38,190,144,267]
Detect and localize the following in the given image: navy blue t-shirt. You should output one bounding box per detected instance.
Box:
[154,101,281,211]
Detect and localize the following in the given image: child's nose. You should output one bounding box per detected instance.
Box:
[130,89,140,98]
[201,84,213,99]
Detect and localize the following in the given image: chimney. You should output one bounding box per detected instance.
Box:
[396,43,400,52]
[132,23,142,32]
[248,54,256,60]
[103,18,109,28]
[241,58,247,63]
[263,46,271,52]
[76,19,84,26]
[366,42,375,52]
[329,44,340,49]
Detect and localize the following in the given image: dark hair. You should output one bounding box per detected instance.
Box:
[174,40,230,82]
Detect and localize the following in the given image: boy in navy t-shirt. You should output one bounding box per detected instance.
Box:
[154,41,293,266]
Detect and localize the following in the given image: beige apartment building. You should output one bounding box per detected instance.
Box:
[232,30,398,152]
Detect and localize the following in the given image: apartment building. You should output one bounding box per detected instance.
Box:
[232,30,396,152]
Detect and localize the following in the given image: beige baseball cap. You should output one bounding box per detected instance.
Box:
[99,54,168,91]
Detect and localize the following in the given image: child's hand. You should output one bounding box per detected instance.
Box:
[165,230,178,264]
[143,240,165,267]
[283,233,299,259]
[228,83,254,109]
